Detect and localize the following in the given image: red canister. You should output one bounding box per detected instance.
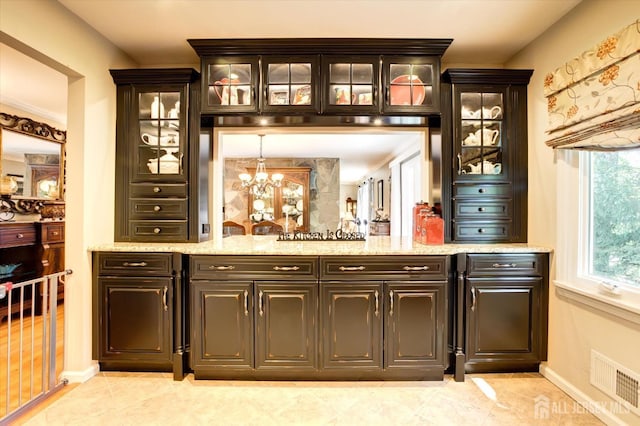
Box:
[413,201,429,241]
[424,213,444,245]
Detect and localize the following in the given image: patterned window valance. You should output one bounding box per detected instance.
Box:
[544,19,640,150]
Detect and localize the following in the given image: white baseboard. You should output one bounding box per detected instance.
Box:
[541,364,628,426]
[60,362,99,384]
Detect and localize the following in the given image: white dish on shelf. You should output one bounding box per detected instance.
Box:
[141,133,179,146]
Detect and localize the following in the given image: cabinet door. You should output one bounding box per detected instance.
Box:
[261,56,319,113]
[382,56,440,114]
[385,282,446,369]
[453,87,507,179]
[255,281,317,370]
[99,277,172,362]
[321,282,383,370]
[191,281,253,369]
[322,56,379,114]
[202,56,259,113]
[466,278,542,364]
[134,86,188,183]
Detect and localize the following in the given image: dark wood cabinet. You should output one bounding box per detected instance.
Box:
[200,56,259,114]
[99,277,172,358]
[321,282,383,371]
[321,56,380,114]
[319,256,449,379]
[110,68,209,242]
[188,38,451,119]
[261,56,320,114]
[92,252,186,379]
[189,255,318,379]
[385,282,446,370]
[382,56,441,114]
[455,253,549,377]
[191,281,254,370]
[255,281,317,370]
[442,69,533,243]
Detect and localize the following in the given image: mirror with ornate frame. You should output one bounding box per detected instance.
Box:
[0,112,66,219]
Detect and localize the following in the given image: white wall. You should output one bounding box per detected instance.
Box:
[508,1,640,424]
[1,0,135,380]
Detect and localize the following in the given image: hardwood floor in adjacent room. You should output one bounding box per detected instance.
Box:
[0,302,64,421]
[15,371,603,425]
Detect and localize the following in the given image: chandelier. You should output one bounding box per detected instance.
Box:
[239,134,283,198]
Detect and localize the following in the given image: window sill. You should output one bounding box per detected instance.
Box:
[554,280,640,326]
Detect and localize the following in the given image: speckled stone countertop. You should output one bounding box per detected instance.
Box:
[89,236,552,255]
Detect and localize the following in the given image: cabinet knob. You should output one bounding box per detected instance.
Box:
[478,207,485,212]
[153,205,161,212]
[478,188,485,194]
[477,228,484,233]
[153,228,161,234]
[16,233,24,239]
[52,231,59,235]
[153,187,161,193]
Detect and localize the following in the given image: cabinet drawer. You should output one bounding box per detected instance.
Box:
[129,199,188,220]
[453,221,512,241]
[97,252,174,276]
[467,253,547,277]
[130,183,187,198]
[190,255,318,280]
[320,256,448,280]
[40,222,65,243]
[453,184,511,198]
[454,200,511,219]
[0,223,36,248]
[129,221,188,240]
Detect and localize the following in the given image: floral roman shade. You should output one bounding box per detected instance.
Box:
[544,19,640,150]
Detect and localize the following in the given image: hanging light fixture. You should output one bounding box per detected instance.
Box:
[239,134,283,198]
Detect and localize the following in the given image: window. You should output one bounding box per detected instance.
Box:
[586,150,640,288]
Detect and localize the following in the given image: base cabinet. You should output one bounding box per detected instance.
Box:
[385,282,445,369]
[455,253,549,377]
[191,280,318,375]
[92,252,186,379]
[321,282,383,371]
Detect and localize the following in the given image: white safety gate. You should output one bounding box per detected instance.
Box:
[0,269,71,423]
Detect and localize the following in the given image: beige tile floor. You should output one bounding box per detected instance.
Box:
[17,372,603,425]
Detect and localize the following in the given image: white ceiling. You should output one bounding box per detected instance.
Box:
[1,0,583,184]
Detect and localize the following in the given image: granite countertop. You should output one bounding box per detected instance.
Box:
[89,236,553,256]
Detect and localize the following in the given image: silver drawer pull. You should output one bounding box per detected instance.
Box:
[402,265,430,271]
[478,207,485,212]
[51,231,59,235]
[338,266,366,271]
[153,228,161,234]
[16,233,24,239]
[123,262,148,267]
[273,266,300,271]
[153,205,161,212]
[492,263,517,268]
[208,265,235,271]
[153,187,161,193]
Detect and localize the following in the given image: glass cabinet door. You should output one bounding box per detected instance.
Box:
[261,57,319,113]
[202,56,258,113]
[382,57,439,113]
[136,89,186,181]
[322,56,379,113]
[456,91,504,177]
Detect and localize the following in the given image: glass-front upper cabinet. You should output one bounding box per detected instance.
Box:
[321,56,379,114]
[456,90,505,176]
[202,56,259,113]
[135,88,187,181]
[261,56,319,113]
[382,56,440,114]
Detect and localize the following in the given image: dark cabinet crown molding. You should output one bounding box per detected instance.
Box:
[188,38,453,56]
[110,68,200,85]
[442,68,533,85]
